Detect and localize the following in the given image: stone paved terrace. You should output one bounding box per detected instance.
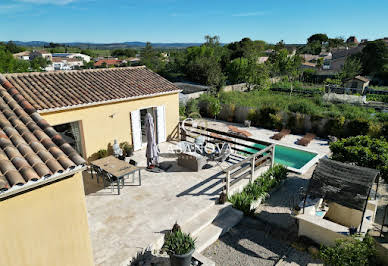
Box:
[83,141,265,266]
[82,123,331,266]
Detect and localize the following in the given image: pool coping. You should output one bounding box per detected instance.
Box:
[244,137,329,175]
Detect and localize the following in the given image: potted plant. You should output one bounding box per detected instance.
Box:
[161,225,196,266]
[120,142,133,157]
[97,149,108,159]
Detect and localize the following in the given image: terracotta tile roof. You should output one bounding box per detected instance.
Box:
[94,59,122,66]
[52,57,83,63]
[0,74,85,197]
[4,66,181,112]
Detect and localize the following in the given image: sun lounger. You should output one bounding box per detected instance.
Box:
[238,130,252,137]
[227,125,252,138]
[271,129,291,140]
[296,133,316,146]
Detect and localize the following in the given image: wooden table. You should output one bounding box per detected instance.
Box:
[91,156,141,195]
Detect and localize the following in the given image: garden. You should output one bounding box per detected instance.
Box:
[182,91,388,139]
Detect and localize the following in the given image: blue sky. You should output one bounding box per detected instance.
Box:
[1,0,387,44]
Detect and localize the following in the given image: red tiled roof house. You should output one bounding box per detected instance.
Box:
[4,66,181,159]
[0,74,94,266]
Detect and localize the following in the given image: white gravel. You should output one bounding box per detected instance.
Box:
[202,217,322,266]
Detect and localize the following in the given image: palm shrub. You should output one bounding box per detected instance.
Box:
[269,164,288,180]
[319,235,377,266]
[162,229,195,255]
[229,164,288,215]
[229,192,254,216]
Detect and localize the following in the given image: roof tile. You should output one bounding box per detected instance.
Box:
[0,74,85,195]
[4,66,180,112]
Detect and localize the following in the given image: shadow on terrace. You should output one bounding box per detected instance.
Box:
[81,139,267,265]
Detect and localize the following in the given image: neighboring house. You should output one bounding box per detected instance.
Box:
[174,82,210,103]
[346,36,359,45]
[344,75,370,90]
[94,59,122,67]
[301,62,317,69]
[300,54,319,63]
[29,50,52,61]
[127,57,141,63]
[257,56,269,64]
[52,53,91,63]
[4,66,181,157]
[331,46,363,60]
[0,74,94,266]
[13,51,31,60]
[52,57,84,70]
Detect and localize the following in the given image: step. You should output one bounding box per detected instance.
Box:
[182,203,234,237]
[195,207,243,253]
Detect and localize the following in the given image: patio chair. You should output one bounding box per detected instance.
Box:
[271,129,291,140]
[102,170,115,193]
[296,133,316,146]
[209,143,231,163]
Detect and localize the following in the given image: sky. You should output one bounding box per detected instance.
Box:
[1,0,387,44]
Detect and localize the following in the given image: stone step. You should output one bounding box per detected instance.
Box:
[195,207,243,253]
[182,203,233,237]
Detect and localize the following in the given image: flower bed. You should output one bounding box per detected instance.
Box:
[229,165,288,216]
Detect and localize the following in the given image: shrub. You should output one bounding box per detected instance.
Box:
[319,235,377,266]
[161,229,195,255]
[258,106,279,128]
[97,149,108,159]
[288,101,318,116]
[208,97,221,118]
[229,192,254,216]
[229,164,288,215]
[266,164,288,180]
[345,119,370,136]
[179,104,186,119]
[269,112,283,130]
[185,98,200,117]
[330,135,388,182]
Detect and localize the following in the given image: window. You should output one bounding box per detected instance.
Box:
[53,121,84,157]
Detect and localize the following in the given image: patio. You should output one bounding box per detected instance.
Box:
[83,141,264,265]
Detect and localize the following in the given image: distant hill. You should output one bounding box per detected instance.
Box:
[7,41,203,49]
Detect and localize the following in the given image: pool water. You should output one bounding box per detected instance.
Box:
[246,144,317,170]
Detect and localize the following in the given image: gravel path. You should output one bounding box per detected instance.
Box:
[254,167,315,231]
[203,217,322,266]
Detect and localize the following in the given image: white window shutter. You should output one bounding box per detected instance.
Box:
[131,110,142,151]
[156,106,166,143]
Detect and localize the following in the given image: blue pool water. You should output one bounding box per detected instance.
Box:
[246,144,317,170]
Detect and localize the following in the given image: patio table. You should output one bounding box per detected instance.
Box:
[91,155,141,195]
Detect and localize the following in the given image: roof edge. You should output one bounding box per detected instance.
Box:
[37,89,181,114]
[0,166,86,201]
[3,65,147,78]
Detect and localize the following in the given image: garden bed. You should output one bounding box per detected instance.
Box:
[229,165,288,215]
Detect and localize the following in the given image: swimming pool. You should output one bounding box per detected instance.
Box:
[246,143,318,170]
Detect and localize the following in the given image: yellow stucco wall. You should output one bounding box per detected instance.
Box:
[41,93,179,159]
[0,172,94,266]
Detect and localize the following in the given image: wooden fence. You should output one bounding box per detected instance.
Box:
[179,122,275,197]
[223,144,275,197]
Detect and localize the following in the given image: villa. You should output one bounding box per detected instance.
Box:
[0,65,386,265]
[4,66,181,159]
